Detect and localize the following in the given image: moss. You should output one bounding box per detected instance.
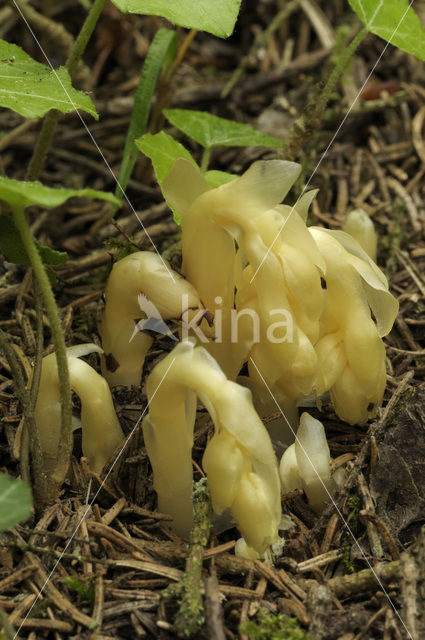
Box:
[163,479,212,638]
[391,387,416,417]
[73,307,98,335]
[64,576,94,607]
[382,197,404,279]
[342,538,355,574]
[104,237,139,262]
[342,492,362,573]
[346,493,361,533]
[240,609,313,640]
[29,597,51,618]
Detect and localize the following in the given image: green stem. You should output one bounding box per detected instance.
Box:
[0,327,39,488]
[0,328,30,413]
[13,206,72,494]
[169,29,197,79]
[27,279,45,488]
[316,27,367,113]
[281,26,367,162]
[26,110,60,181]
[29,279,45,411]
[200,147,211,173]
[221,0,299,99]
[66,0,107,78]
[26,0,107,181]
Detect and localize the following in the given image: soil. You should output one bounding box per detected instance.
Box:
[1,1,425,639]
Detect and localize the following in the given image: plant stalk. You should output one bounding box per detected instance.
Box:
[26,0,107,181]
[169,29,197,78]
[26,110,59,181]
[316,27,367,114]
[29,279,44,411]
[200,147,211,173]
[281,26,367,161]
[13,206,72,503]
[0,326,41,490]
[66,0,107,78]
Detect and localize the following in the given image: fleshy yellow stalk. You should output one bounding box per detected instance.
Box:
[35,344,124,475]
[162,159,324,407]
[342,208,377,261]
[142,338,281,556]
[100,251,203,387]
[311,228,398,424]
[280,412,340,513]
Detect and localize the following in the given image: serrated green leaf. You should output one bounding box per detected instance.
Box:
[0,177,119,210]
[0,214,67,270]
[204,170,236,188]
[115,29,178,208]
[38,243,67,265]
[163,109,284,150]
[348,0,425,60]
[0,472,32,532]
[0,39,97,119]
[136,131,197,186]
[136,131,197,223]
[109,0,241,38]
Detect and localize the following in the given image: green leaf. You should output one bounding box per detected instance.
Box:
[204,170,236,187]
[115,29,178,208]
[137,133,238,219]
[136,131,197,185]
[0,472,32,532]
[136,131,197,223]
[0,213,67,268]
[347,0,425,60]
[109,0,241,38]
[0,177,120,210]
[163,109,284,150]
[0,39,97,119]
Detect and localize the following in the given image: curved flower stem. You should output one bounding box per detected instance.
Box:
[26,0,107,181]
[13,205,72,505]
[281,26,367,162]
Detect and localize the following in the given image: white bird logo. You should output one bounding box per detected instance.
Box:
[129,293,178,342]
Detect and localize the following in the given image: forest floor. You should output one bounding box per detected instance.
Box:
[1,0,425,638]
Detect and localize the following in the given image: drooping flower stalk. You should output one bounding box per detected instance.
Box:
[100,251,203,387]
[310,227,398,424]
[35,344,124,475]
[142,339,281,556]
[280,412,341,514]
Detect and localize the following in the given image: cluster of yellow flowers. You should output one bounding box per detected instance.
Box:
[33,158,398,557]
[134,158,397,555]
[160,158,398,426]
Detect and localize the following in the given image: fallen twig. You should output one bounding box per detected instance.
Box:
[163,478,212,638]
